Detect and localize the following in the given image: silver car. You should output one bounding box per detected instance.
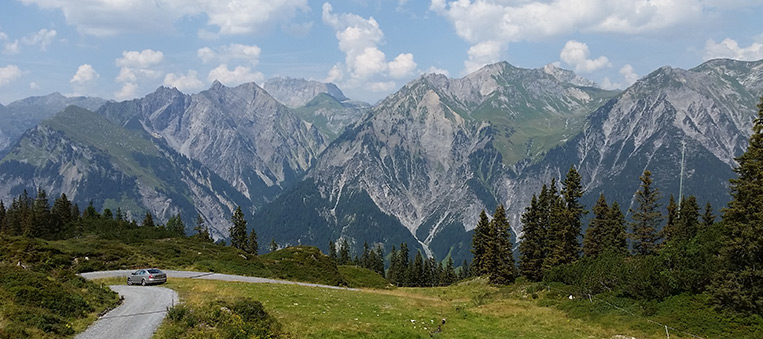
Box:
[127,268,167,286]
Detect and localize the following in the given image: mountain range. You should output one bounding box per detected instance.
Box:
[0,59,760,264]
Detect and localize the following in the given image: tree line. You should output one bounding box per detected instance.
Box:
[470,97,763,315]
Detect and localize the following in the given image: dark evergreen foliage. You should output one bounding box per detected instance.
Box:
[702,202,715,229]
[711,96,763,314]
[629,170,663,255]
[583,194,610,257]
[166,214,186,236]
[229,206,248,250]
[192,214,212,243]
[662,195,679,243]
[269,238,278,253]
[328,240,337,261]
[489,204,516,285]
[142,211,155,228]
[519,190,546,281]
[470,209,491,276]
[338,238,350,265]
[247,228,258,255]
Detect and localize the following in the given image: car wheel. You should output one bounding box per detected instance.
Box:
[127,278,132,286]
[141,279,146,286]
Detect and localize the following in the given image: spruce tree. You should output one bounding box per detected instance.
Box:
[26,188,50,238]
[542,179,568,272]
[411,251,424,287]
[701,202,715,230]
[397,243,410,286]
[193,214,212,242]
[374,246,385,276]
[678,196,700,240]
[0,200,5,234]
[560,166,585,260]
[270,238,278,252]
[459,259,471,280]
[490,204,517,285]
[629,170,663,255]
[606,201,628,254]
[711,96,763,313]
[440,257,457,286]
[84,201,100,219]
[116,207,124,221]
[328,240,337,261]
[662,194,679,243]
[166,214,185,236]
[339,238,351,265]
[142,212,156,227]
[229,206,248,250]
[471,209,491,276]
[361,241,371,268]
[247,228,258,255]
[583,194,610,257]
[387,245,399,285]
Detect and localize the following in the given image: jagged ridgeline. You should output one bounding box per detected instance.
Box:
[0,106,249,238]
[0,59,761,265]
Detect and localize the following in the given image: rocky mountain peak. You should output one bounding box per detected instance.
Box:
[263,77,349,108]
[542,63,598,87]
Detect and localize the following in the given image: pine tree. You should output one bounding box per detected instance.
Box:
[142,211,155,228]
[701,202,715,229]
[0,200,5,234]
[270,238,278,252]
[193,214,212,242]
[166,213,186,236]
[459,259,471,280]
[84,201,100,219]
[678,196,700,240]
[26,188,50,238]
[338,238,351,265]
[387,245,400,284]
[397,243,410,286]
[103,208,113,220]
[560,166,585,260]
[328,240,337,261]
[247,228,258,255]
[606,201,628,254]
[116,207,124,221]
[410,251,424,287]
[490,204,517,285]
[583,194,610,257]
[711,97,763,313]
[629,170,663,255]
[440,257,457,286]
[374,246,385,276]
[542,179,568,271]
[662,195,680,243]
[361,241,371,269]
[229,206,248,250]
[471,209,491,276]
[519,191,546,281]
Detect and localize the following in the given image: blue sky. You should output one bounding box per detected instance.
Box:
[1,0,762,105]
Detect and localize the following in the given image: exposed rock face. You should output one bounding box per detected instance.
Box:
[97,82,328,207]
[256,62,617,261]
[504,59,763,234]
[263,77,348,108]
[0,106,248,237]
[542,64,598,88]
[0,93,106,152]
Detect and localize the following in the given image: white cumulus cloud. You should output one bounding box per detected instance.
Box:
[114,49,164,100]
[21,29,57,51]
[601,64,639,90]
[70,64,99,85]
[164,70,203,92]
[19,0,309,37]
[704,37,763,61]
[321,2,416,92]
[430,0,749,73]
[388,53,417,79]
[560,40,610,73]
[207,64,264,86]
[0,65,23,86]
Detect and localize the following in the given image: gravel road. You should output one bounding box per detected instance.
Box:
[77,270,357,339]
[75,285,178,339]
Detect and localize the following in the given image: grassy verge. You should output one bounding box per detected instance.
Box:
[153,277,668,338]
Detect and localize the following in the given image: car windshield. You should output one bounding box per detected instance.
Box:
[147,269,162,273]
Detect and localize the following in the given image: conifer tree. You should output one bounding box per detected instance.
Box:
[490,204,517,285]
[270,238,278,252]
[142,211,155,228]
[247,228,258,255]
[471,209,491,276]
[606,201,628,254]
[678,196,700,240]
[701,202,715,229]
[338,238,351,265]
[629,170,663,255]
[361,241,371,268]
[229,206,248,250]
[410,251,424,287]
[0,200,5,234]
[193,214,212,242]
[583,194,610,257]
[328,240,337,261]
[26,188,50,238]
[712,97,763,313]
[84,201,100,219]
[542,179,568,271]
[440,257,457,286]
[662,195,680,243]
[387,245,400,284]
[166,213,185,236]
[397,243,410,286]
[116,207,124,221]
[519,190,547,281]
[560,166,585,260]
[374,246,385,275]
[459,259,471,280]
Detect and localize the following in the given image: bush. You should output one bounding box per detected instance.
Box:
[158,298,283,338]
